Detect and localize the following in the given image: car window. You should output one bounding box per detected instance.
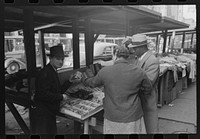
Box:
[102,45,116,55]
[103,46,112,55]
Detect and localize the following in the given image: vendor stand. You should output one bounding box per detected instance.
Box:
[59,84,104,134]
[156,52,196,107]
[3,5,190,134]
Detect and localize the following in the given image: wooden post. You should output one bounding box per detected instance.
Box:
[155,34,159,53]
[6,102,30,134]
[85,18,93,66]
[190,33,194,53]
[170,31,176,53]
[181,32,186,54]
[23,9,37,134]
[38,30,46,67]
[167,36,171,52]
[72,18,80,69]
[162,29,168,53]
[125,11,133,48]
[0,6,4,134]
[125,11,130,36]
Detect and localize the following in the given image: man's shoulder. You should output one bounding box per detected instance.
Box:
[146,52,159,63]
[37,64,53,77]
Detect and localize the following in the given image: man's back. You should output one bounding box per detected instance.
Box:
[96,59,152,123]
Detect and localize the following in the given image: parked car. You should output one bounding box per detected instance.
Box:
[5,50,26,74]
[62,42,118,68]
[5,42,118,74]
[4,50,50,74]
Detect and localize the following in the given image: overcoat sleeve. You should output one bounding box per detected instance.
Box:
[144,58,159,86]
[35,72,63,103]
[60,80,72,94]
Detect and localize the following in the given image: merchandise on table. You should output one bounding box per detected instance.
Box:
[176,55,196,80]
[68,89,93,100]
[182,53,196,61]
[60,85,104,120]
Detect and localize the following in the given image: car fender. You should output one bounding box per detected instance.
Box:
[5,57,26,69]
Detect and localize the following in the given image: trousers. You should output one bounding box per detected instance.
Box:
[103,117,146,134]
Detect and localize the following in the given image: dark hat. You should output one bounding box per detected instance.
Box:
[47,44,67,57]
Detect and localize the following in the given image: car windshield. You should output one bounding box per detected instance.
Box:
[61,42,117,69]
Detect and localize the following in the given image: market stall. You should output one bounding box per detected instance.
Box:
[156,52,196,107]
[59,85,104,134]
[57,63,104,134]
[4,5,190,134]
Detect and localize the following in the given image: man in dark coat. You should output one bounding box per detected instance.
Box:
[32,44,79,134]
[127,34,160,133]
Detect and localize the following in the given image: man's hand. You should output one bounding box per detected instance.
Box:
[69,71,83,83]
[62,94,69,101]
[85,68,94,78]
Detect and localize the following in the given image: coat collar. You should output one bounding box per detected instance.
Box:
[138,50,153,68]
[114,59,129,65]
[49,62,57,72]
[47,63,57,73]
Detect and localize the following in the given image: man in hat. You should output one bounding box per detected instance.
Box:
[126,34,160,133]
[32,44,81,134]
[79,46,153,134]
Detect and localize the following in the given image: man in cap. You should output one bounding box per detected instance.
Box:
[32,44,81,134]
[79,46,153,134]
[127,34,160,133]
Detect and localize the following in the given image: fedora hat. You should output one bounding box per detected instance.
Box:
[47,44,67,57]
[127,34,150,48]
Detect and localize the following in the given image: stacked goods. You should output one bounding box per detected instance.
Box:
[69,89,93,100]
[60,89,104,120]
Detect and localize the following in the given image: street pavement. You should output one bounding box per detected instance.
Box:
[158,82,196,133]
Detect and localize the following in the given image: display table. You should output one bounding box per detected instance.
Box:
[59,85,104,134]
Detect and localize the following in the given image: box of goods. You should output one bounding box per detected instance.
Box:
[60,87,104,120]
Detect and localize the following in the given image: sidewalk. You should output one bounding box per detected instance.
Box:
[158,82,196,133]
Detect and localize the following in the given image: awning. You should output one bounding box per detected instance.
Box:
[4,6,189,35]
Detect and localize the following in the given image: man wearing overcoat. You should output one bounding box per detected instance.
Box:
[127,34,160,133]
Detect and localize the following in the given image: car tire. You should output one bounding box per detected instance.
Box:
[7,62,20,74]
